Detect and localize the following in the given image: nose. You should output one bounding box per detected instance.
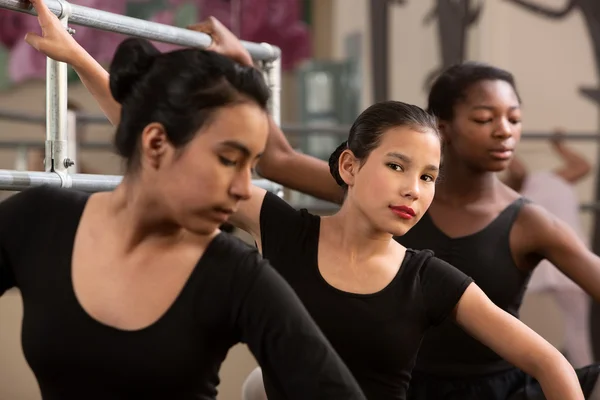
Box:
[401,175,420,200]
[492,117,513,139]
[230,167,253,201]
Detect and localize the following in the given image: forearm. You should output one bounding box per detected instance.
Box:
[71,50,122,126]
[531,353,584,400]
[257,119,345,204]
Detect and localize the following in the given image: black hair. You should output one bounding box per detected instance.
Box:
[427,61,520,121]
[109,38,270,171]
[328,101,439,189]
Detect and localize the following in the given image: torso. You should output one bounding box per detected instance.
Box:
[72,192,213,331]
[428,184,543,272]
[259,192,472,399]
[1,186,268,399]
[397,181,538,376]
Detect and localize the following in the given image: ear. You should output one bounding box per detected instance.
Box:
[437,120,452,144]
[140,122,172,170]
[338,149,359,187]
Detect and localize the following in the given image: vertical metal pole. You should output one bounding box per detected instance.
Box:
[14,145,28,171]
[259,44,282,198]
[45,0,72,175]
[260,45,281,126]
[67,109,78,173]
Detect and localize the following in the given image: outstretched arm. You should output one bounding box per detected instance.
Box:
[455,283,584,400]
[504,0,577,18]
[516,203,600,302]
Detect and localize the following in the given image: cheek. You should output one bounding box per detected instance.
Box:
[163,158,228,209]
[355,166,391,201]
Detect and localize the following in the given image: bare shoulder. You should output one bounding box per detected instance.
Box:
[511,200,568,261]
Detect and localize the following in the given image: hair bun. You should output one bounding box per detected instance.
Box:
[109,38,160,104]
[328,140,348,187]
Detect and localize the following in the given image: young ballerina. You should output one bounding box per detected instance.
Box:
[394,63,600,400]
[0,2,370,399]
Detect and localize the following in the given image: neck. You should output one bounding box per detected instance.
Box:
[326,198,394,263]
[106,178,187,251]
[437,151,499,204]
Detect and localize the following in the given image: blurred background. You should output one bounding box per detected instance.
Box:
[0,0,599,398]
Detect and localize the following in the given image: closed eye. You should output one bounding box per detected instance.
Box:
[219,156,237,167]
[472,119,492,124]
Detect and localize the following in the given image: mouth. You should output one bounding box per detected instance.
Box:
[389,205,416,220]
[212,207,236,221]
[489,148,513,160]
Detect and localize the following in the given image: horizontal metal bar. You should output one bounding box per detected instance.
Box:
[0,169,283,195]
[0,0,280,61]
[2,108,599,141]
[1,109,599,141]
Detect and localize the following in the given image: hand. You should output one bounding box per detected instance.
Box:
[24,0,84,66]
[187,17,254,67]
[550,127,566,148]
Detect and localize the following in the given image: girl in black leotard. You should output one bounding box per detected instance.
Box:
[397,62,600,400]
[0,1,367,399]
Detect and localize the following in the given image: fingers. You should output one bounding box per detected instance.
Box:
[24,32,43,51]
[29,0,54,22]
[187,20,214,34]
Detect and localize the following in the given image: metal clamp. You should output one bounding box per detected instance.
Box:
[54,170,72,189]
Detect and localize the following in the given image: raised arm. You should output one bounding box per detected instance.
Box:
[257,118,345,204]
[550,130,592,184]
[26,0,121,125]
[235,255,366,400]
[504,0,577,18]
[189,19,345,204]
[454,283,584,400]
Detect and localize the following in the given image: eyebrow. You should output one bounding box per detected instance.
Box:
[471,105,520,111]
[386,152,439,172]
[219,140,262,158]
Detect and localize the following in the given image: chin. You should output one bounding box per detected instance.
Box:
[483,159,511,172]
[184,220,222,236]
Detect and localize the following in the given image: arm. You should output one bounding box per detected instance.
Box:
[551,133,591,183]
[235,256,366,400]
[454,284,584,400]
[517,204,600,302]
[25,0,121,125]
[504,0,577,18]
[256,118,345,204]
